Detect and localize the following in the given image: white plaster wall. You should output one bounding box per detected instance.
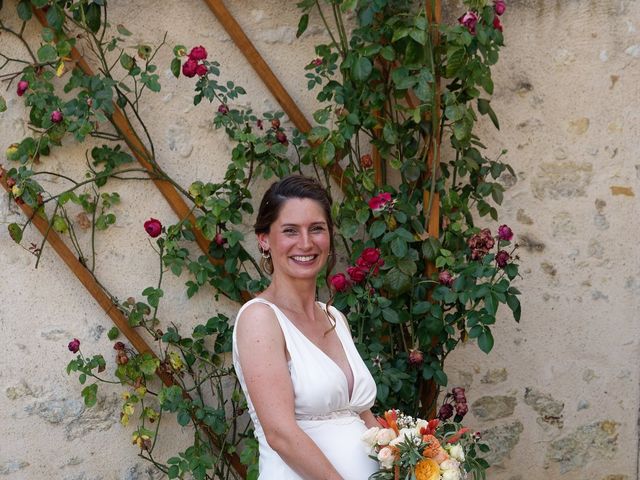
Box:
[0,1,638,479]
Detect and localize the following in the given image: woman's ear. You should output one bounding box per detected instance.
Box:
[257,233,269,252]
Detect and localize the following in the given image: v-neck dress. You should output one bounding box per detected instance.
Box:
[232,298,378,479]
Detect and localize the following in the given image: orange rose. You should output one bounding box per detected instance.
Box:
[415,458,440,480]
[422,434,449,464]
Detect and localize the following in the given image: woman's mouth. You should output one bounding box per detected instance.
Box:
[290,255,317,263]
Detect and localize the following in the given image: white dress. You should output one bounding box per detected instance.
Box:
[232,298,378,480]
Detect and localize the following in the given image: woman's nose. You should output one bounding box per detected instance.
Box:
[299,232,312,249]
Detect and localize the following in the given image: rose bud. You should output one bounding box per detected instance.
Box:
[493,16,503,32]
[217,104,229,115]
[17,80,29,97]
[347,265,367,283]
[437,403,454,421]
[496,249,510,268]
[188,45,208,61]
[113,341,126,351]
[458,11,479,34]
[257,119,264,130]
[498,224,513,241]
[360,154,373,169]
[143,218,162,238]
[438,270,453,287]
[214,232,226,246]
[329,273,350,292]
[6,177,16,188]
[116,351,129,365]
[182,59,198,78]
[311,58,322,66]
[68,338,81,353]
[271,118,281,130]
[408,349,424,367]
[276,131,288,145]
[494,0,506,16]
[50,110,63,123]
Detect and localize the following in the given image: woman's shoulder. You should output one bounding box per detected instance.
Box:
[235,298,282,335]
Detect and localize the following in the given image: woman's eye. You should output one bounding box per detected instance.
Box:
[283,228,296,234]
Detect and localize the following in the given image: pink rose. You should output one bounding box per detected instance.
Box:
[188,46,208,61]
[497,224,513,241]
[144,218,162,238]
[329,273,349,292]
[218,104,229,115]
[182,59,198,78]
[408,349,424,367]
[368,192,392,211]
[494,0,506,16]
[311,58,323,66]
[438,270,453,287]
[50,110,63,123]
[17,80,29,97]
[347,265,367,283]
[68,338,80,353]
[458,11,479,34]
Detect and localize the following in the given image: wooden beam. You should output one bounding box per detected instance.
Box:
[201,0,347,189]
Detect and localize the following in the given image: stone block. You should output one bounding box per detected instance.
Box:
[472,395,517,421]
[480,421,524,466]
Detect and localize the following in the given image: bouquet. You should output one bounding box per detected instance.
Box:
[362,407,489,480]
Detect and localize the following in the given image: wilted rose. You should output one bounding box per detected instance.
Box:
[276,131,288,145]
[188,45,208,61]
[496,249,510,268]
[360,154,373,169]
[408,349,424,367]
[437,403,454,421]
[494,0,506,16]
[113,341,125,351]
[458,11,479,34]
[271,118,281,130]
[438,270,453,287]
[329,273,349,292]
[68,338,80,353]
[144,218,162,238]
[182,59,198,78]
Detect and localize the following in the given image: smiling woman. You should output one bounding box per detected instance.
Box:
[233,175,379,479]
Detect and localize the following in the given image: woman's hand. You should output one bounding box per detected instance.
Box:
[236,302,344,480]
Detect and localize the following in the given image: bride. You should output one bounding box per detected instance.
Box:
[232,175,379,479]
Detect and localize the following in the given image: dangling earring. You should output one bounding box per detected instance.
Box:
[261,249,271,259]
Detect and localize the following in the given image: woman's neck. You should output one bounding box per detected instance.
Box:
[262,274,318,316]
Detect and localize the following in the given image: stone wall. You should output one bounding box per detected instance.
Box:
[1,1,638,479]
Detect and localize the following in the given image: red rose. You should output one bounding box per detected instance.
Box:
[144,218,162,238]
[188,45,208,61]
[368,192,392,211]
[182,59,198,78]
[458,11,479,34]
[496,250,510,268]
[68,338,80,353]
[494,0,506,16]
[311,58,323,66]
[347,265,367,283]
[359,247,382,266]
[329,273,350,292]
[217,104,229,115]
[196,63,208,77]
[498,224,513,241]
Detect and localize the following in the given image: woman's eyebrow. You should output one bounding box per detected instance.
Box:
[280,221,327,227]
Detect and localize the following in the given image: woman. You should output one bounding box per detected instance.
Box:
[232,175,379,479]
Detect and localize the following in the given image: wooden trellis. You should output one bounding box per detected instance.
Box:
[2,1,443,476]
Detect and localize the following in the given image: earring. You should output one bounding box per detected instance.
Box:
[261,249,271,259]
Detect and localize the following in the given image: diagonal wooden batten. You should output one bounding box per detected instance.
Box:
[32,8,252,303]
[201,0,347,189]
[0,170,247,477]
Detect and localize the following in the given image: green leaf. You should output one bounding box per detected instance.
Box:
[116,24,132,36]
[296,14,309,38]
[381,308,400,324]
[422,237,440,261]
[139,353,160,375]
[340,0,357,12]
[507,294,521,322]
[352,57,372,81]
[8,223,22,244]
[37,44,58,63]
[317,141,335,167]
[45,6,63,31]
[382,123,398,145]
[41,28,55,43]
[81,384,98,407]
[17,1,32,21]
[170,58,181,78]
[107,327,119,341]
[84,3,101,33]
[369,220,386,239]
[390,237,408,258]
[434,369,448,386]
[0,95,5,113]
[384,268,412,294]
[478,329,494,353]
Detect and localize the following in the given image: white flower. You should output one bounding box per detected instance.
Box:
[446,443,465,462]
[389,427,420,447]
[414,418,428,435]
[377,446,395,469]
[375,428,397,446]
[362,427,380,447]
[440,459,461,480]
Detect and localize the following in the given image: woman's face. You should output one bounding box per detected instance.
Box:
[258,198,331,281]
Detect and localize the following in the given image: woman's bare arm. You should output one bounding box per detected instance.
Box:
[236,303,343,480]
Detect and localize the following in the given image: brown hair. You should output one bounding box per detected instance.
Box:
[254,175,338,333]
